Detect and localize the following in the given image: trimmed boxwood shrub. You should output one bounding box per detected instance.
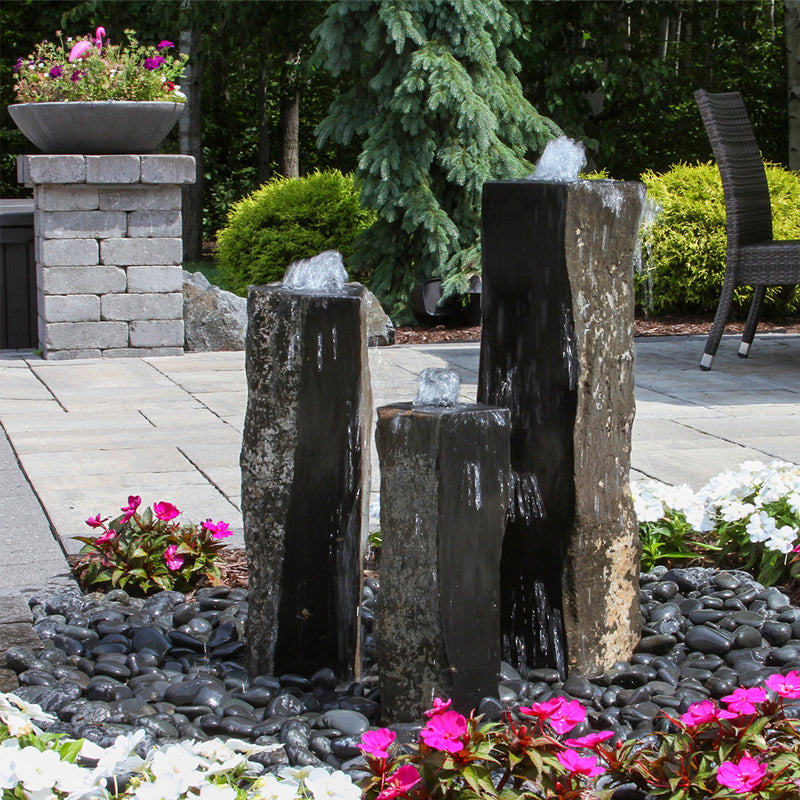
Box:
[639,162,800,315]
[216,170,377,296]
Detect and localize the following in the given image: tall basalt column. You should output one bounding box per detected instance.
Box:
[376,403,510,722]
[241,283,371,678]
[478,179,644,677]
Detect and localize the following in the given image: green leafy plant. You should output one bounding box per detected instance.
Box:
[71,495,232,595]
[216,169,377,296]
[12,28,187,103]
[639,162,800,315]
[633,461,800,586]
[358,680,800,800]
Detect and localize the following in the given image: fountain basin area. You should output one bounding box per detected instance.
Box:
[5,565,800,780]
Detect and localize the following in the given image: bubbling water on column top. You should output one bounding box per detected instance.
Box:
[529,136,587,183]
[414,368,461,408]
[283,250,348,293]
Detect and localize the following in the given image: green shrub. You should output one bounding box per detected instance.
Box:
[216,170,377,296]
[639,162,800,315]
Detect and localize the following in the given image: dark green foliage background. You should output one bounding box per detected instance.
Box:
[216,170,377,295]
[640,163,800,314]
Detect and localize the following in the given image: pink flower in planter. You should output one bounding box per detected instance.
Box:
[359,728,396,759]
[153,501,180,521]
[49,65,63,78]
[721,686,767,716]
[143,55,165,71]
[201,519,233,539]
[716,754,767,794]
[556,748,604,777]
[765,670,800,699]
[121,495,141,523]
[85,513,108,529]
[164,545,184,571]
[424,697,452,717]
[420,709,468,753]
[158,40,174,50]
[68,40,94,62]
[70,69,84,82]
[680,699,737,727]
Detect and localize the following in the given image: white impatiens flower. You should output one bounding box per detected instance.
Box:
[251,773,302,800]
[717,499,757,524]
[746,510,777,543]
[302,768,362,800]
[148,745,204,792]
[88,728,146,779]
[766,525,799,555]
[11,746,62,793]
[632,486,665,523]
[133,773,184,800]
[0,742,19,790]
[198,783,237,800]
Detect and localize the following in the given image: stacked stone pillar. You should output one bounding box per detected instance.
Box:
[18,154,195,359]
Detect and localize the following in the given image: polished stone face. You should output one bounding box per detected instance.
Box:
[241,284,371,678]
[479,179,644,676]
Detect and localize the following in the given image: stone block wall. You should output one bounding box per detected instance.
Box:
[18,155,195,360]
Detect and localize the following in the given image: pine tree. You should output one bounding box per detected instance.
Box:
[315,0,560,321]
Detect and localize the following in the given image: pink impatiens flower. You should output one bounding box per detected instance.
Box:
[94,529,117,546]
[121,495,141,523]
[419,709,468,753]
[164,545,184,571]
[201,519,233,539]
[143,55,165,71]
[556,748,605,777]
[721,686,767,716]
[153,501,180,521]
[716,754,767,794]
[563,730,614,748]
[158,40,174,50]
[520,696,586,734]
[359,728,396,760]
[765,670,800,699]
[680,699,737,727]
[376,765,420,800]
[425,697,452,717]
[85,513,108,529]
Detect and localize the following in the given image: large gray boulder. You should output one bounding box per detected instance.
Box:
[183,270,247,351]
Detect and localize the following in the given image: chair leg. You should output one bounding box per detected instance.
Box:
[738,285,766,358]
[701,273,736,371]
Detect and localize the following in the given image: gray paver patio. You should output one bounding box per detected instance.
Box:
[0,332,797,601]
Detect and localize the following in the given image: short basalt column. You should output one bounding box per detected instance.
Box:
[376,372,510,722]
[241,267,371,678]
[478,179,644,677]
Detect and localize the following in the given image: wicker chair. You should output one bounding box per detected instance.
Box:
[694,89,800,370]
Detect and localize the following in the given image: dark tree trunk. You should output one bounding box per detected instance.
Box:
[179,25,204,262]
[279,88,300,178]
[258,59,271,182]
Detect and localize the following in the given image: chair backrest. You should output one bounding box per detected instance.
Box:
[694,89,772,246]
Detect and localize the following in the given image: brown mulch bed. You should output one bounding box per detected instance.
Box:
[393,314,800,345]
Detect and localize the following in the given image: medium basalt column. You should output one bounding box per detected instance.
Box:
[376,400,510,722]
[478,179,644,677]
[241,283,371,678]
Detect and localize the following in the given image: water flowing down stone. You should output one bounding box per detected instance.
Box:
[479,178,644,677]
[376,399,510,722]
[241,268,371,678]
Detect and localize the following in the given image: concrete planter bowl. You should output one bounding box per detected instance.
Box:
[8,101,184,154]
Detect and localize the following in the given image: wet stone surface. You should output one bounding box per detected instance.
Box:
[4,567,800,779]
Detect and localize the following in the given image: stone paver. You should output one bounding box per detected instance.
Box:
[0,332,797,646]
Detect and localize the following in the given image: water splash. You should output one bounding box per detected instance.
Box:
[529,136,586,182]
[283,250,348,293]
[414,368,461,407]
[633,197,660,316]
[509,471,546,524]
